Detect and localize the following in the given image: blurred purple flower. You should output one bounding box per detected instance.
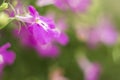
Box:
[55,33,69,46]
[13,27,36,47]
[13,18,69,58]
[35,43,60,58]
[67,0,91,12]
[13,27,67,58]
[55,19,69,45]
[13,27,58,58]
[36,0,68,10]
[0,43,16,75]
[77,56,101,80]
[36,0,91,12]
[77,17,118,47]
[54,0,69,10]
[46,13,69,45]
[88,17,118,47]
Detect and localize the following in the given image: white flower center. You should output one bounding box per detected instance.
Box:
[36,19,49,31]
[15,14,33,23]
[0,54,4,64]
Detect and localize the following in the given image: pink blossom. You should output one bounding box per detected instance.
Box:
[35,43,60,58]
[88,17,118,47]
[0,43,16,76]
[46,13,69,45]
[77,56,101,80]
[67,0,91,12]
[36,0,91,12]
[76,17,118,47]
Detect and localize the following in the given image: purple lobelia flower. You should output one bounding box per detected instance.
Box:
[0,43,16,77]
[29,6,59,44]
[34,18,69,58]
[12,5,68,58]
[77,56,101,80]
[15,5,60,45]
[14,28,60,58]
[35,20,69,58]
[14,14,69,58]
[13,26,60,58]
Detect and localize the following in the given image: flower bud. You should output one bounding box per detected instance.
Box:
[0,12,9,29]
[0,2,8,11]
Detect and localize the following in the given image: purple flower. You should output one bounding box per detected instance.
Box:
[14,27,67,58]
[67,0,91,12]
[76,17,118,47]
[46,13,69,45]
[13,14,69,58]
[54,0,69,10]
[13,26,60,58]
[13,27,36,47]
[34,18,69,57]
[13,6,69,58]
[88,17,118,47]
[55,33,69,46]
[0,43,16,75]
[77,56,101,80]
[36,0,91,12]
[28,6,59,44]
[35,43,60,58]
[15,5,59,45]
